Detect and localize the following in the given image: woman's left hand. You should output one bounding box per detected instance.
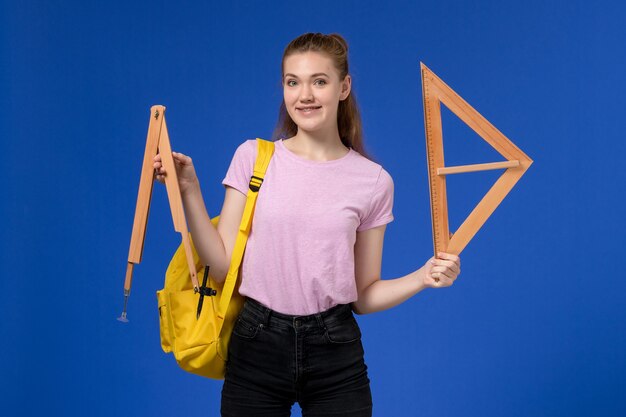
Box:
[423,252,461,288]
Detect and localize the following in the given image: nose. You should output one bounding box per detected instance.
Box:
[299,84,313,102]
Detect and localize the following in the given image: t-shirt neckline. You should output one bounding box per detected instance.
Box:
[278,138,355,166]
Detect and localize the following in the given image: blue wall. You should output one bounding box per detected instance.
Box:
[2,1,625,416]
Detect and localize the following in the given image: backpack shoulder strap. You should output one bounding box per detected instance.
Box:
[217,138,274,321]
[239,138,274,233]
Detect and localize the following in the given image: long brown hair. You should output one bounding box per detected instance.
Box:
[271,32,374,161]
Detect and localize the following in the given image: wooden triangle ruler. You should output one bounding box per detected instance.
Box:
[118,105,197,322]
[421,63,533,256]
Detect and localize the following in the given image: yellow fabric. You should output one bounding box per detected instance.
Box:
[156,138,274,379]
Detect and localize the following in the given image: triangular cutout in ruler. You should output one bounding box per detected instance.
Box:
[421,63,533,256]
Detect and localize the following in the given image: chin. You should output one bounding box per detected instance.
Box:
[294,117,328,131]
[296,123,326,134]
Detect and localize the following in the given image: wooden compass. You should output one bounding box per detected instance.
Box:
[119,105,197,322]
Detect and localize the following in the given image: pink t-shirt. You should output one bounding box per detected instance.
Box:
[221,138,394,315]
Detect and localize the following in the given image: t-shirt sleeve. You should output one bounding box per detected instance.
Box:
[222,139,258,196]
[357,167,395,232]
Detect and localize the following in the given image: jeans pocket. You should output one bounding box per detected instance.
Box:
[325,315,362,344]
[232,315,261,340]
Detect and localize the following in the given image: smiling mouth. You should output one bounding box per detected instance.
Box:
[297,106,322,113]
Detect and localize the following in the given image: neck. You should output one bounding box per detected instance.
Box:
[286,126,349,162]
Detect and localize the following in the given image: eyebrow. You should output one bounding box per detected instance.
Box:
[284,72,330,79]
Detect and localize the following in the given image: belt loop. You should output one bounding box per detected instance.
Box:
[262,304,271,327]
[314,313,326,330]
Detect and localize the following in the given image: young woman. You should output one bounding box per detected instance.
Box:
[154,32,460,417]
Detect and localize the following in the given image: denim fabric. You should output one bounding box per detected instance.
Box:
[221,297,373,416]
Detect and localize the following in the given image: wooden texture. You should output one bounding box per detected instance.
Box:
[124,105,198,293]
[437,160,519,176]
[124,106,161,291]
[421,63,533,256]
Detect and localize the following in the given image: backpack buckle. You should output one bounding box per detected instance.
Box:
[198,287,217,297]
[196,266,217,319]
[249,175,263,192]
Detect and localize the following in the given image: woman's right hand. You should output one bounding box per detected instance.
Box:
[153,151,199,195]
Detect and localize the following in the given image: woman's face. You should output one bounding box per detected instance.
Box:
[282,51,351,135]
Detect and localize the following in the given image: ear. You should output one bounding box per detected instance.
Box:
[340,74,352,101]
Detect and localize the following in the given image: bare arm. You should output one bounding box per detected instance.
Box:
[154,152,247,284]
[351,224,461,315]
[181,184,248,284]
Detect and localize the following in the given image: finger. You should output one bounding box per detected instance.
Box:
[438,269,457,281]
[435,254,461,270]
[439,276,454,287]
[432,259,460,274]
[431,272,454,286]
[429,270,445,283]
[437,252,460,264]
[430,266,454,277]
[431,277,445,287]
[155,162,168,175]
[432,259,456,269]
[175,152,193,165]
[430,270,454,281]
[154,173,164,183]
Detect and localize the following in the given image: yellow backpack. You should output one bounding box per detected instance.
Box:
[156,138,274,379]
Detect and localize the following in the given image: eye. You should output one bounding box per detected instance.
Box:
[286,80,297,87]
[314,79,327,85]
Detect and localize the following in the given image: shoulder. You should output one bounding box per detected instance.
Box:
[228,138,259,164]
[350,151,394,185]
[234,138,259,155]
[377,166,394,188]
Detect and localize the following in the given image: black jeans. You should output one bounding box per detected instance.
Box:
[221,297,373,416]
